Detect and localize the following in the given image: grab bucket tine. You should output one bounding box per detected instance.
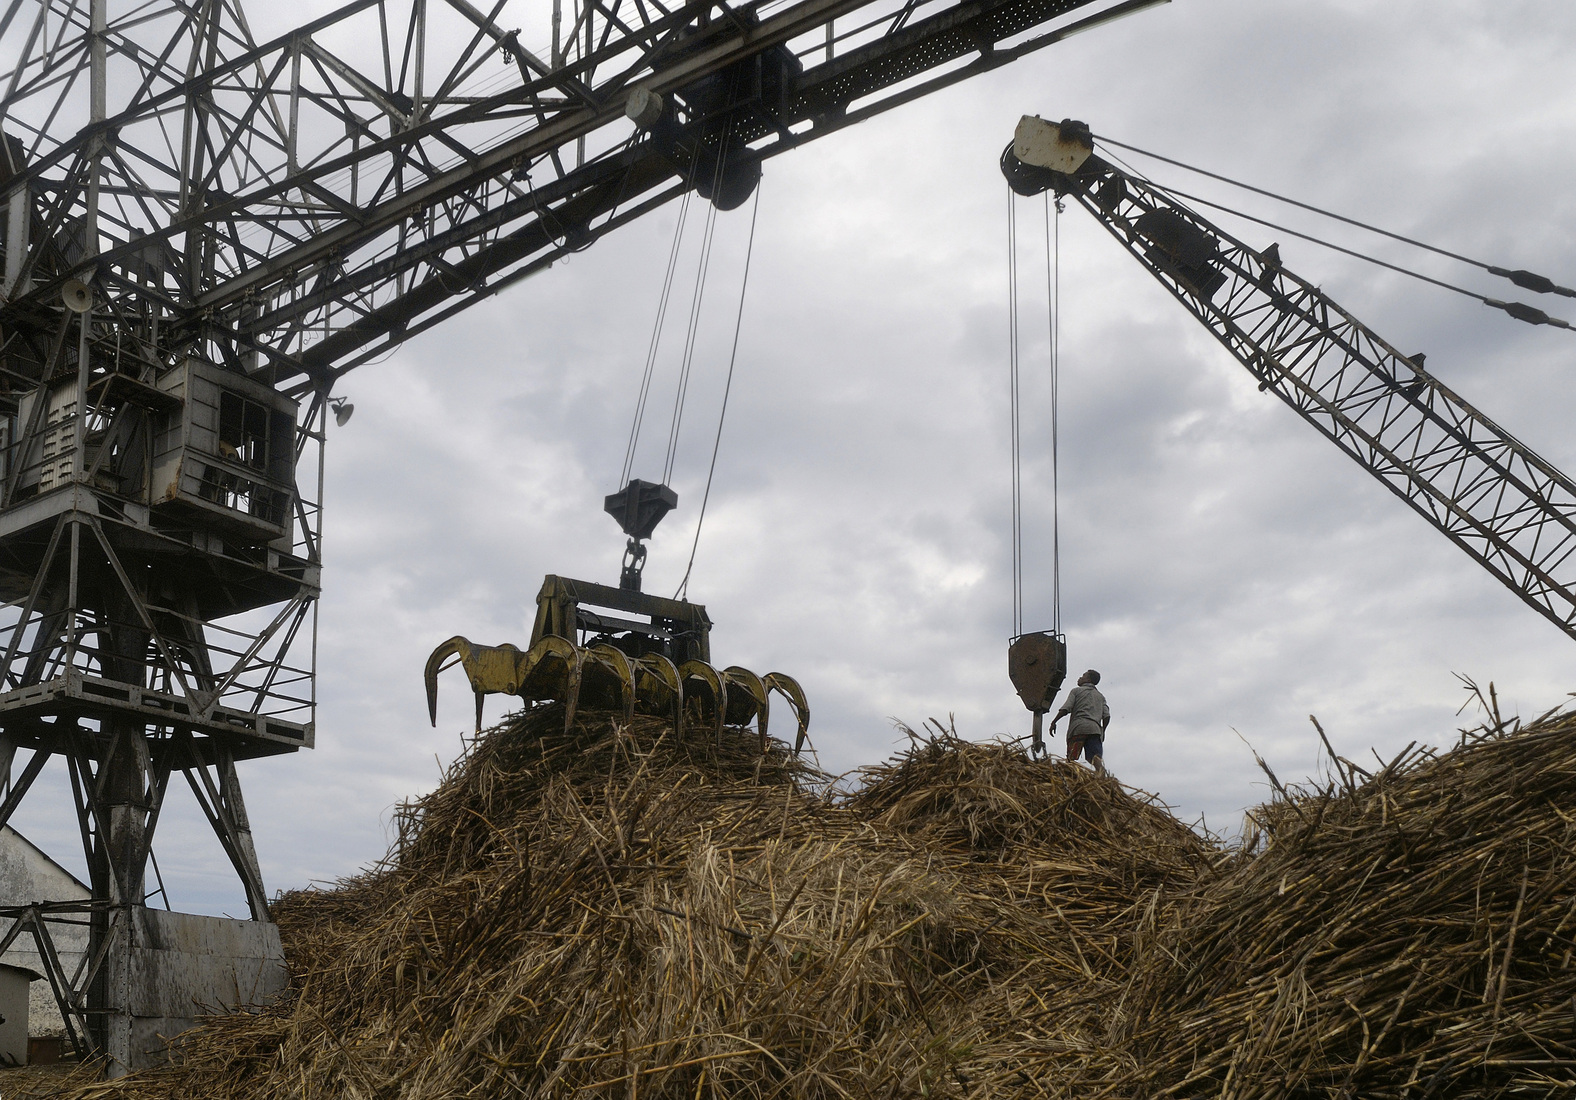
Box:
[724,666,769,752]
[680,660,726,744]
[656,654,685,735]
[424,636,472,727]
[519,636,583,731]
[634,653,684,735]
[619,657,636,727]
[561,644,586,733]
[765,673,810,755]
[590,644,638,727]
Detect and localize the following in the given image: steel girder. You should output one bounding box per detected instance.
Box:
[0,0,1142,392]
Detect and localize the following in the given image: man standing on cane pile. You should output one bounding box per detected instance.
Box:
[1052,670,1109,775]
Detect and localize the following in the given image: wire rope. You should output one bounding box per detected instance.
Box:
[662,199,721,483]
[1143,178,1573,331]
[661,136,734,484]
[1008,190,1065,640]
[675,182,763,600]
[1093,132,1576,299]
[620,132,725,489]
[620,188,694,487]
[1091,142,1576,335]
[1093,143,1574,332]
[1044,191,1061,635]
[1007,187,1023,638]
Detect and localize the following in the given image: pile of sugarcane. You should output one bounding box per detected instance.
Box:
[46,711,1202,1099]
[1095,702,1576,1099]
[36,697,1576,1099]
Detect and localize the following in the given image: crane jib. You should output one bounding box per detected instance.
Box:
[1002,116,1576,642]
[0,0,1137,389]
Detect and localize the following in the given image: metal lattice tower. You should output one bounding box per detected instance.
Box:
[0,0,1151,1070]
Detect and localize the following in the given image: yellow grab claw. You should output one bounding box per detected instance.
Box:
[764,673,811,755]
[632,653,684,734]
[425,635,806,751]
[679,659,726,743]
[425,636,467,727]
[518,635,583,732]
[426,634,581,732]
[425,636,529,731]
[722,666,770,752]
[585,644,638,726]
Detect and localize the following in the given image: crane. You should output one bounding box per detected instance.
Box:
[1001,116,1576,645]
[0,0,1167,1072]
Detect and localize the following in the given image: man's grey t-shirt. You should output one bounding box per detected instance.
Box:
[1061,684,1109,739]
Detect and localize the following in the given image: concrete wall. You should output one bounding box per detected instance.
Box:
[124,908,287,1068]
[0,826,89,1037]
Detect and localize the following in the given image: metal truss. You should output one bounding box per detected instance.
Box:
[0,719,269,1057]
[1024,150,1576,639]
[0,899,110,1056]
[0,320,320,1064]
[0,341,325,761]
[0,0,1149,392]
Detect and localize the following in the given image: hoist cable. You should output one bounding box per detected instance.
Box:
[1044,192,1061,635]
[620,188,694,487]
[675,182,763,601]
[1093,132,1576,300]
[1007,188,1023,638]
[661,136,734,484]
[1008,191,1065,640]
[1122,169,1575,333]
[620,136,723,489]
[662,200,720,483]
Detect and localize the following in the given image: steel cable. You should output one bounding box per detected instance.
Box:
[1145,179,1572,331]
[619,188,694,487]
[675,182,763,600]
[1008,188,1023,638]
[660,135,735,484]
[1094,137,1574,332]
[620,133,724,489]
[1045,191,1061,635]
[1093,132,1576,299]
[1008,190,1065,639]
[662,198,721,484]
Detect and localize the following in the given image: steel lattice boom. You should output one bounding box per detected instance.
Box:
[1,0,1148,390]
[1005,119,1576,641]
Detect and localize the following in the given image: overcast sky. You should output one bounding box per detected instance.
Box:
[12,0,1576,916]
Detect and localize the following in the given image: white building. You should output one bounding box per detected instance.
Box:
[0,826,90,1037]
[0,961,40,1064]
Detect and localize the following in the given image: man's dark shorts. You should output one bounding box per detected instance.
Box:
[1066,734,1103,762]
